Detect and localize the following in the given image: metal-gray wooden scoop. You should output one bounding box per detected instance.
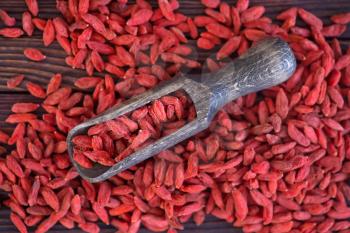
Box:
[67,37,296,183]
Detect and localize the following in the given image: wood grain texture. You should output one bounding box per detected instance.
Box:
[68,38,296,183]
[0,0,349,232]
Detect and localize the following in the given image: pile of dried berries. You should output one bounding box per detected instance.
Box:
[72,91,196,167]
[0,0,350,233]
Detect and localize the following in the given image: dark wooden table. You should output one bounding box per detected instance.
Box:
[0,0,350,232]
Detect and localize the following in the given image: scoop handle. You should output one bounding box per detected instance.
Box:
[201,37,296,109]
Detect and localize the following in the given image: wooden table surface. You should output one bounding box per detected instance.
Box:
[0,0,350,232]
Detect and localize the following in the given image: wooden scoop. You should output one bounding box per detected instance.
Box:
[67,37,296,183]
